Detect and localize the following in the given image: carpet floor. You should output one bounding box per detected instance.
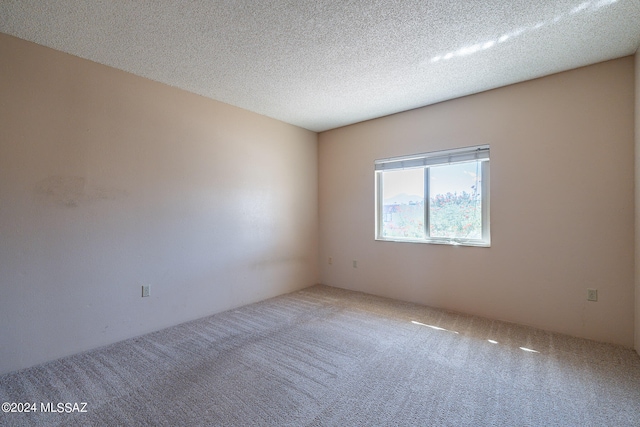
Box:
[1,284,639,426]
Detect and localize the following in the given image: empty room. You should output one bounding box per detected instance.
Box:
[1,1,640,426]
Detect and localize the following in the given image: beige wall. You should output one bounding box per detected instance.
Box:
[0,33,318,375]
[634,50,640,354]
[319,57,635,346]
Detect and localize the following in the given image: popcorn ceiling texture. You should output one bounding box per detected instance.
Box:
[1,0,639,131]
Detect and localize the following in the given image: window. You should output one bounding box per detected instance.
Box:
[375,145,490,247]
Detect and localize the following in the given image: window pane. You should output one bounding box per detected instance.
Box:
[429,161,482,239]
[381,168,425,239]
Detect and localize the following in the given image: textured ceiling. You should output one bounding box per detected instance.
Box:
[1,0,640,132]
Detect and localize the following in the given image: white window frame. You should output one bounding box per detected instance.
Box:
[375,145,490,247]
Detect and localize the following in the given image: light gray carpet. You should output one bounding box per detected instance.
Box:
[1,284,640,426]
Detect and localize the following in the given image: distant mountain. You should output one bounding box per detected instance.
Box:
[383,193,423,205]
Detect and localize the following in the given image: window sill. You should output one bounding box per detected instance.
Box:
[375,237,491,248]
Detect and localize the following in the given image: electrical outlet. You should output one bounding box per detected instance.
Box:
[587,288,597,302]
[353,260,358,268]
[328,257,332,265]
[142,285,150,298]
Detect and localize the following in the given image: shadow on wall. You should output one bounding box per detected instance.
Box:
[35,176,128,208]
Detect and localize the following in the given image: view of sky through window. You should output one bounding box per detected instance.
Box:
[430,161,481,197]
[381,161,482,202]
[382,168,424,204]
